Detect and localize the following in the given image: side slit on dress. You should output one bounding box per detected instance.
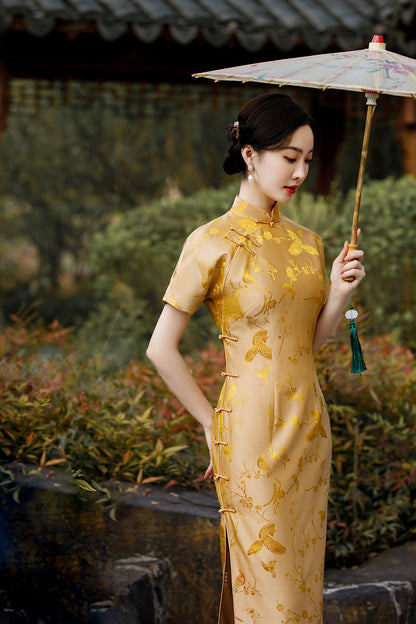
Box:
[218,531,234,624]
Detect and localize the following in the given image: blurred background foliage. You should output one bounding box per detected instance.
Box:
[0,85,415,566]
[0,98,234,331]
[0,88,411,366]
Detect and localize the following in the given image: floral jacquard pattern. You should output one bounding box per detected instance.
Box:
[163,196,331,624]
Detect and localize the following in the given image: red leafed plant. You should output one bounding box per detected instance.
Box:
[0,316,415,566]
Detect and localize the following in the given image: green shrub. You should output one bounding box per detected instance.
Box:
[0,317,415,567]
[0,317,218,487]
[286,175,416,348]
[322,175,416,347]
[77,184,238,364]
[81,175,416,367]
[315,333,416,565]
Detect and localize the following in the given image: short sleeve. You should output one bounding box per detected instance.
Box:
[163,225,222,315]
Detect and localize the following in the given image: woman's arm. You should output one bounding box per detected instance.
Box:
[146,303,214,478]
[313,236,365,352]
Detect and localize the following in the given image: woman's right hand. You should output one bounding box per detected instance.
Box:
[147,304,215,481]
[204,424,214,480]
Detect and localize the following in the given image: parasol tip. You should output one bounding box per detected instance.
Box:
[369,34,386,50]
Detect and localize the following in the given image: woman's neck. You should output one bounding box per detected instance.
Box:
[238,181,275,215]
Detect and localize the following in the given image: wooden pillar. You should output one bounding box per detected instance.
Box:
[397,97,416,176]
[310,92,346,195]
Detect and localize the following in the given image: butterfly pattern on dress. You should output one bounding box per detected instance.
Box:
[163,196,331,624]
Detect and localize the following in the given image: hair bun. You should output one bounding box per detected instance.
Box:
[223,122,245,175]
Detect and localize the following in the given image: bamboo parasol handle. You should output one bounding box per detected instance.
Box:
[344,99,377,282]
[350,103,376,246]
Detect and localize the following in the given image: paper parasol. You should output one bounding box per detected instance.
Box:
[194,35,416,249]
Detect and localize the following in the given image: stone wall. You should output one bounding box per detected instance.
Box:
[0,470,221,623]
[0,469,415,623]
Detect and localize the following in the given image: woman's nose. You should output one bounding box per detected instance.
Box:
[294,162,308,180]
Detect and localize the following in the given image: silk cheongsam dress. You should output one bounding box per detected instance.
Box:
[163,196,331,624]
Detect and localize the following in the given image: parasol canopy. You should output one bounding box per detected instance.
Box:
[194,36,416,249]
[194,37,416,98]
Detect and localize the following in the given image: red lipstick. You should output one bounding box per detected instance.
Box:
[285,186,298,195]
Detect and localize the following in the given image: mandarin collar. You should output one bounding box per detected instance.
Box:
[230,196,280,224]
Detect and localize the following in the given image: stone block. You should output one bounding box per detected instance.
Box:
[324,542,416,624]
[90,555,169,624]
[324,583,399,623]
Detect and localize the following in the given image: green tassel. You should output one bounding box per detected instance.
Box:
[349,316,366,374]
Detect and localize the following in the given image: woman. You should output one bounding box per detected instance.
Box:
[147,93,365,624]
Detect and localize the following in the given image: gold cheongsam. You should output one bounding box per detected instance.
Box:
[163,196,331,624]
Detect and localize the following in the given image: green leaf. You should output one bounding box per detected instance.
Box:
[74,479,96,492]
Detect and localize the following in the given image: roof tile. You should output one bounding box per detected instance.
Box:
[197,0,240,23]
[0,0,411,53]
[1,0,31,8]
[167,0,211,23]
[67,0,104,13]
[132,0,175,22]
[315,0,367,31]
[258,0,302,29]
[289,0,339,31]
[226,0,270,27]
[37,0,67,11]
[96,0,138,20]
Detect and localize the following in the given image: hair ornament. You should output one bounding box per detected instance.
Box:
[231,120,240,141]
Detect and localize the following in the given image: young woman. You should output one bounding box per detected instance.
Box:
[147,93,365,624]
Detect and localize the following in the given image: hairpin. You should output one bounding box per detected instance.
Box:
[231,120,239,141]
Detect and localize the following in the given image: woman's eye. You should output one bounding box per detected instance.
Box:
[285,157,296,163]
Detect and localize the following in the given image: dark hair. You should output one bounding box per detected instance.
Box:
[223,92,316,175]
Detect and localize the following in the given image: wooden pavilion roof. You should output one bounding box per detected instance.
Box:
[0,0,401,47]
[0,1,414,84]
[0,0,410,52]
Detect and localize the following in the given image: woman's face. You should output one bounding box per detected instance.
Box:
[243,124,314,208]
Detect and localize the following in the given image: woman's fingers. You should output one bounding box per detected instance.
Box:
[342,236,365,284]
[335,240,349,265]
[342,258,363,273]
[203,424,213,480]
[331,236,365,289]
[341,257,366,284]
[204,460,214,480]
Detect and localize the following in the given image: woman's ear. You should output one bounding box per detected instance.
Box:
[241,144,254,167]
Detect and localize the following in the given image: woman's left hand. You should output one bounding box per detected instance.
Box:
[313,230,366,351]
[330,229,365,295]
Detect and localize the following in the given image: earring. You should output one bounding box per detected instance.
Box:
[247,164,253,182]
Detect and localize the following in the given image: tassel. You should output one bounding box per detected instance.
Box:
[345,304,366,374]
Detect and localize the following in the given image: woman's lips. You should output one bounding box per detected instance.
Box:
[285,186,298,195]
